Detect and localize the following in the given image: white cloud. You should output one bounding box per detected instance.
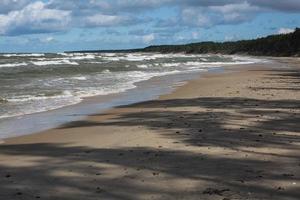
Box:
[166,2,258,29]
[85,14,131,27]
[0,0,31,14]
[211,2,256,13]
[115,0,171,10]
[248,0,300,12]
[0,1,71,35]
[210,2,258,23]
[1,0,300,38]
[181,8,211,27]
[277,28,295,34]
[142,33,155,43]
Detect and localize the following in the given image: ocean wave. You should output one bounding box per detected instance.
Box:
[75,87,131,98]
[67,54,96,60]
[57,53,68,56]
[70,76,87,81]
[99,53,209,62]
[89,61,105,64]
[31,60,79,66]
[124,55,149,61]
[160,60,257,68]
[102,69,111,73]
[102,53,172,61]
[162,63,181,67]
[0,96,81,120]
[194,61,253,66]
[137,64,149,69]
[230,55,269,63]
[103,57,121,61]
[71,70,181,99]
[0,53,268,121]
[0,62,27,68]
[125,70,181,80]
[7,91,74,102]
[102,53,116,57]
[3,53,45,57]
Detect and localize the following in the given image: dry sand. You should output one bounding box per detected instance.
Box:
[0,59,300,200]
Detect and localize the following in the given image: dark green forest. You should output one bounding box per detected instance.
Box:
[143,28,300,56]
[69,28,300,57]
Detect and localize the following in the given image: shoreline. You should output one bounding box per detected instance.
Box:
[0,64,226,140]
[0,62,257,141]
[0,60,280,142]
[0,58,299,200]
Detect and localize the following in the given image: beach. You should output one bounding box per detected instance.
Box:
[0,59,300,199]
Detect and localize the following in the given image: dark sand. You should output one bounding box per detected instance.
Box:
[0,59,300,200]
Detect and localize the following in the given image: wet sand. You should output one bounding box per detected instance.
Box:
[1,59,300,200]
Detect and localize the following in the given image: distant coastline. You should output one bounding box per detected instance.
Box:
[67,28,300,57]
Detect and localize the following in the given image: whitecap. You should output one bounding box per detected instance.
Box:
[3,53,44,57]
[57,53,68,56]
[0,62,27,68]
[103,57,121,61]
[102,69,111,73]
[31,60,79,66]
[71,76,87,81]
[137,64,149,69]
[7,91,74,102]
[162,63,181,67]
[68,54,95,60]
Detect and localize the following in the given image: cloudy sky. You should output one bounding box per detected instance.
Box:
[0,0,300,52]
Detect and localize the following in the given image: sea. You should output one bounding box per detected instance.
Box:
[0,52,266,138]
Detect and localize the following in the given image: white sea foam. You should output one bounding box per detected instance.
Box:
[70,76,87,81]
[57,53,68,56]
[3,53,44,57]
[7,91,74,102]
[0,62,27,68]
[68,54,96,60]
[89,61,105,64]
[76,69,183,99]
[124,55,148,61]
[137,64,149,69]
[66,53,85,56]
[32,60,79,66]
[160,59,258,69]
[103,57,121,61]
[231,55,269,63]
[0,95,81,120]
[102,53,116,57]
[162,63,181,67]
[102,69,111,73]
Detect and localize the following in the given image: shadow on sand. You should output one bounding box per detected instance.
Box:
[0,68,299,200]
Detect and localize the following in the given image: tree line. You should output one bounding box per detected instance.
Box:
[142,28,300,57]
[68,28,300,57]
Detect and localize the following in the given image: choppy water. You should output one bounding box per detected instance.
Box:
[0,52,264,120]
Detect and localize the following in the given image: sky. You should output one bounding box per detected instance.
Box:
[0,0,300,53]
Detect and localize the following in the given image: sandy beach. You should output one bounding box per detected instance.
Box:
[1,59,300,200]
